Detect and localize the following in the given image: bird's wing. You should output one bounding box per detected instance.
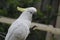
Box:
[5,23,30,40]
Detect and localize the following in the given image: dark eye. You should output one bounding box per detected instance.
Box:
[30,12,32,14]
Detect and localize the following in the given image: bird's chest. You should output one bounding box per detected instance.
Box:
[12,24,30,39]
[8,20,30,39]
[9,22,30,37]
[14,23,30,34]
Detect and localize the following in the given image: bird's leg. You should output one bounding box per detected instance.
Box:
[30,25,37,32]
[31,25,37,29]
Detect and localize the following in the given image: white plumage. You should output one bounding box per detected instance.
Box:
[5,7,37,40]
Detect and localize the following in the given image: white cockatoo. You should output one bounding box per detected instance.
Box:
[5,7,37,40]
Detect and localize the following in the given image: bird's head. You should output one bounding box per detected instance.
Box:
[17,7,37,14]
[25,7,37,14]
[17,7,37,21]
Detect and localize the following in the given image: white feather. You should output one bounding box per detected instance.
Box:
[5,7,37,40]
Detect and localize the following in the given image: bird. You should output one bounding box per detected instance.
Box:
[5,7,37,40]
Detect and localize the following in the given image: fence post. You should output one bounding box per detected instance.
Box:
[54,3,60,40]
[46,0,59,40]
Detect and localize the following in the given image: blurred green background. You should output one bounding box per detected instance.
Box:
[0,0,59,40]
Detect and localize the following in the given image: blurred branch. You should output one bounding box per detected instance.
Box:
[0,17,60,35]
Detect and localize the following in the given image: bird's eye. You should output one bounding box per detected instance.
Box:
[30,12,32,14]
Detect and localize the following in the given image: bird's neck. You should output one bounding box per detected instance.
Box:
[17,12,32,28]
[19,12,32,21]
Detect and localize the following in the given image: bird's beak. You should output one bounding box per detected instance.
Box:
[17,7,26,12]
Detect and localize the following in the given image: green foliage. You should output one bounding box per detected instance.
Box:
[37,10,44,18]
[0,0,43,18]
[0,23,10,33]
[33,0,41,3]
[0,0,20,18]
[0,9,8,16]
[46,5,52,11]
